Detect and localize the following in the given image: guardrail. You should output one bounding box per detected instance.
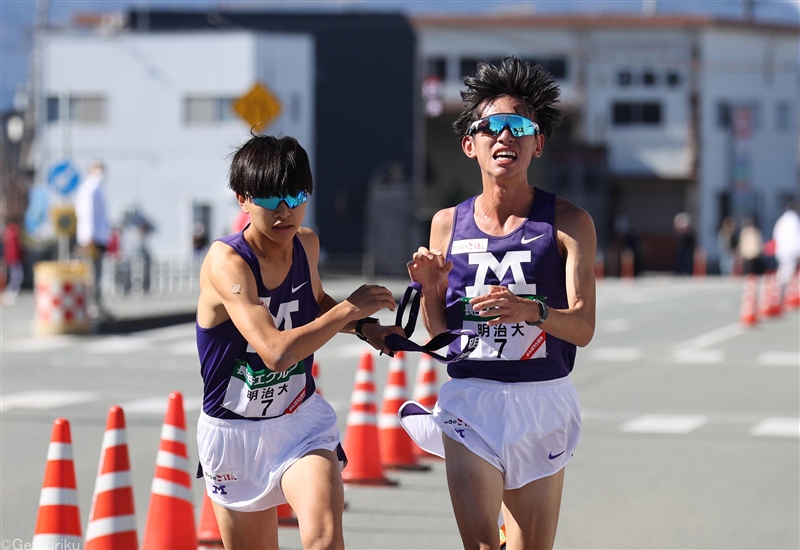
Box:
[101,256,203,297]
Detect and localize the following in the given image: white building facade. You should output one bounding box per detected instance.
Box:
[414,15,799,271]
[37,30,315,258]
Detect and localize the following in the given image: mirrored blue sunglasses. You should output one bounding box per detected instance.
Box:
[467,114,540,138]
[251,191,309,210]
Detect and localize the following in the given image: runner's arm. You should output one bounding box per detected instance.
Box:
[203,239,396,372]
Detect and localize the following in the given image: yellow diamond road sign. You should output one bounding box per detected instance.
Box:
[232,82,283,132]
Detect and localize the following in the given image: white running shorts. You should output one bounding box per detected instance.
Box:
[399,376,581,490]
[197,392,343,512]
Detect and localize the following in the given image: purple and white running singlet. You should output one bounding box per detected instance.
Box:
[444,188,576,382]
[196,229,320,420]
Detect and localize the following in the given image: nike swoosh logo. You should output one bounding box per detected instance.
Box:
[521,234,545,245]
[291,281,308,293]
[548,450,566,460]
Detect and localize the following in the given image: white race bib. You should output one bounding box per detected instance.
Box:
[222,359,307,418]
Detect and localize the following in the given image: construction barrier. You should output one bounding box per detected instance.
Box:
[34,261,90,335]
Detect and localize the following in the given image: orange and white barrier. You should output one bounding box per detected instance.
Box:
[85,406,138,549]
[740,275,759,327]
[34,261,90,335]
[197,493,223,548]
[32,418,82,549]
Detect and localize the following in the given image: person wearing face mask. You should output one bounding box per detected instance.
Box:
[195,134,403,549]
[403,57,596,550]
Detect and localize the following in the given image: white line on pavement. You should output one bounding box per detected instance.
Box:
[757,352,800,366]
[588,347,641,361]
[750,417,800,438]
[0,390,98,412]
[620,414,708,434]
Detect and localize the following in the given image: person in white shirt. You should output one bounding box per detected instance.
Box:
[74,161,111,316]
[772,200,800,297]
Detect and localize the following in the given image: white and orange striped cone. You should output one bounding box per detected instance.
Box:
[312,360,322,396]
[411,354,442,459]
[142,392,198,549]
[757,273,774,320]
[196,493,223,548]
[379,352,430,471]
[85,406,137,549]
[32,418,82,549]
[740,274,759,327]
[785,271,800,310]
[768,272,783,318]
[342,352,396,485]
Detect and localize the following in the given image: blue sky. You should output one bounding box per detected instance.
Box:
[1,0,798,112]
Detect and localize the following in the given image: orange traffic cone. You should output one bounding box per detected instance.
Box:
[411,354,442,459]
[342,352,395,486]
[32,418,82,549]
[85,406,137,549]
[757,273,774,320]
[196,493,223,548]
[768,272,783,318]
[277,503,299,527]
[312,360,322,395]
[740,274,759,327]
[142,392,198,549]
[379,352,430,471]
[785,271,800,310]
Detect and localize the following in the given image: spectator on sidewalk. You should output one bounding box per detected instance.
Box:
[772,200,800,296]
[75,161,111,317]
[2,220,24,305]
[673,212,696,275]
[737,217,764,276]
[717,216,738,276]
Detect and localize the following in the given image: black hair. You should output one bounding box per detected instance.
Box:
[228,135,313,198]
[453,56,562,139]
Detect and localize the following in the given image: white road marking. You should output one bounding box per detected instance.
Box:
[671,349,724,364]
[120,395,202,415]
[620,414,708,434]
[2,335,77,353]
[750,418,800,438]
[679,322,744,350]
[0,390,98,412]
[588,347,641,361]
[168,341,198,355]
[757,352,800,366]
[85,336,153,354]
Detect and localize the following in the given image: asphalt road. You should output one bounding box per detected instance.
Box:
[1,276,798,549]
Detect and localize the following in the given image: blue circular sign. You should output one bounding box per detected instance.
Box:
[47,160,81,195]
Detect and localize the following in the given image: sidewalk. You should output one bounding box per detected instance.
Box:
[0,276,412,339]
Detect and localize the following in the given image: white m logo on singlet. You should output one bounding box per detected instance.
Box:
[259,297,299,330]
[465,251,537,296]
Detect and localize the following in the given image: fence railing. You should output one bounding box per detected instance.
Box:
[100,256,203,298]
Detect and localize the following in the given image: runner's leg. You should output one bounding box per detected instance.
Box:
[211,502,278,549]
[281,448,345,550]
[443,434,504,550]
[501,467,565,550]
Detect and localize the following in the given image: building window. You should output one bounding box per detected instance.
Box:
[460,57,567,80]
[618,70,632,87]
[717,103,731,129]
[642,70,656,86]
[69,96,106,124]
[776,101,790,133]
[46,96,60,123]
[612,101,662,126]
[185,97,237,125]
[666,71,681,87]
[426,57,447,80]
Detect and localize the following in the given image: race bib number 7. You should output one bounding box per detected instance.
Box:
[460,298,546,361]
[222,359,307,418]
